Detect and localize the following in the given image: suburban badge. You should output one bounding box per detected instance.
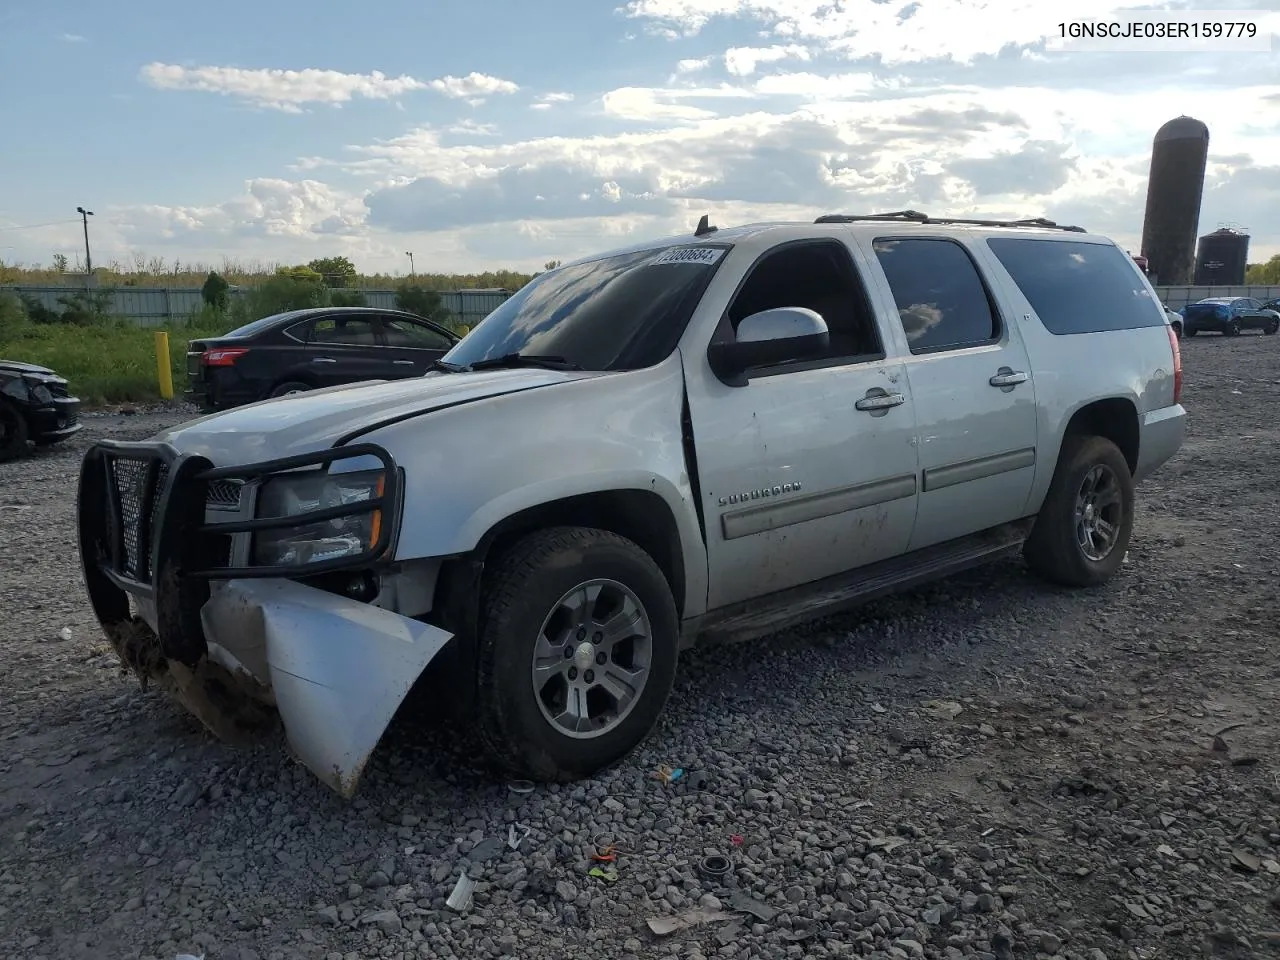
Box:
[718,482,803,507]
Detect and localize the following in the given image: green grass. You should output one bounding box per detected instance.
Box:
[0,318,231,407]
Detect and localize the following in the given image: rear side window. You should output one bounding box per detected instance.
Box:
[986,238,1165,335]
[872,238,1000,353]
[308,317,379,345]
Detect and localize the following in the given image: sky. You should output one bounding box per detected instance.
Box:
[0,0,1277,276]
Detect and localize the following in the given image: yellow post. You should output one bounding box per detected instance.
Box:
[154,330,174,400]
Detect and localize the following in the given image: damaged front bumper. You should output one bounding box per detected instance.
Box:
[75,439,454,798]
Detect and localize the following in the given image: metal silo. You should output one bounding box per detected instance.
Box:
[1139,116,1209,286]
[1194,228,1250,285]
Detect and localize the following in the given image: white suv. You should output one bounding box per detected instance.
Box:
[76,211,1186,796]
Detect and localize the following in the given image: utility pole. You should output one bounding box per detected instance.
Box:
[405,251,415,277]
[76,206,94,289]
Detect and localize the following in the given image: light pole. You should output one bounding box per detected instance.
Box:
[405,251,415,277]
[76,206,94,289]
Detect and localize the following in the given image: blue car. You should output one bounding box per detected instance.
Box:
[1180,297,1280,337]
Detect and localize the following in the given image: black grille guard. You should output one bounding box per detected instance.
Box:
[76,439,402,667]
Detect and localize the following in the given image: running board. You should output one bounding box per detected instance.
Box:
[688,518,1034,647]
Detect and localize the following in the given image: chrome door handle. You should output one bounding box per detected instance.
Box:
[989,370,1028,388]
[393,360,415,366]
[855,392,906,411]
[312,357,336,364]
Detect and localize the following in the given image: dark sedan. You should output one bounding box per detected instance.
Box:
[186,306,461,411]
[1180,297,1280,337]
[0,359,82,462]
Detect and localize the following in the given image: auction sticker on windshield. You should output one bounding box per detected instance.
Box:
[652,246,726,266]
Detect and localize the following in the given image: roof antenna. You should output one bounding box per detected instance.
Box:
[694,214,717,237]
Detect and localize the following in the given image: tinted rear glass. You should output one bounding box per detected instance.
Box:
[986,238,1165,335]
[223,310,310,338]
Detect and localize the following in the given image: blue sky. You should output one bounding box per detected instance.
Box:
[0,0,1277,275]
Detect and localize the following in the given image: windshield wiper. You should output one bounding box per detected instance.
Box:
[429,359,466,373]
[464,353,583,372]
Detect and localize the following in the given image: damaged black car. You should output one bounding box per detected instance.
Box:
[0,359,83,462]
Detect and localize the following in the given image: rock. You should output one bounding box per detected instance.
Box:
[315,906,339,927]
[555,880,577,901]
[1036,931,1063,953]
[359,909,402,934]
[171,779,202,808]
[785,885,805,903]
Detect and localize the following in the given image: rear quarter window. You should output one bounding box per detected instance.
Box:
[986,238,1166,335]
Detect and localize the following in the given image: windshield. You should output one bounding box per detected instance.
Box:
[442,244,730,371]
[223,310,311,338]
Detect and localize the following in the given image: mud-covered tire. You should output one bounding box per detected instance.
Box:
[475,526,679,782]
[0,399,29,463]
[1024,434,1134,588]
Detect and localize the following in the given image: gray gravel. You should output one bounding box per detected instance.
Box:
[3,339,1280,960]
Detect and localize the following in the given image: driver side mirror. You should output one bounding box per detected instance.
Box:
[707,307,830,386]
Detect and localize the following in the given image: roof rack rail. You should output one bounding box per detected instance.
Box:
[815,210,928,224]
[815,211,1086,233]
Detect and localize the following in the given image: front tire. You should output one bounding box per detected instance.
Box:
[1224,320,1240,337]
[0,400,30,463]
[1024,434,1134,588]
[475,526,679,782]
[1266,319,1279,335]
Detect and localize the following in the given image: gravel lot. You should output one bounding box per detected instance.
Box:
[2,338,1279,960]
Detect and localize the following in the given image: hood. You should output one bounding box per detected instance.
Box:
[154,368,602,464]
[0,359,60,378]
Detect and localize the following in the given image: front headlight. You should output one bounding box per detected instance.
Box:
[253,468,387,566]
[25,380,53,403]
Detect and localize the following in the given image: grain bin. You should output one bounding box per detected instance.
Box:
[1193,228,1250,285]
[1138,116,1209,286]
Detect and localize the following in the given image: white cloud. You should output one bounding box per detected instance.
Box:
[531,91,575,110]
[139,63,519,111]
[620,0,1166,65]
[427,72,520,100]
[676,57,713,73]
[58,33,87,43]
[334,80,1280,266]
[601,84,757,121]
[139,63,430,112]
[723,43,809,76]
[754,71,876,98]
[119,178,368,242]
[447,119,500,136]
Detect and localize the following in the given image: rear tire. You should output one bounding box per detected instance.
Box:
[0,400,30,463]
[1184,327,1198,337]
[474,526,679,782]
[1266,319,1279,335]
[267,381,312,399]
[1171,321,1182,339]
[1024,434,1134,588]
